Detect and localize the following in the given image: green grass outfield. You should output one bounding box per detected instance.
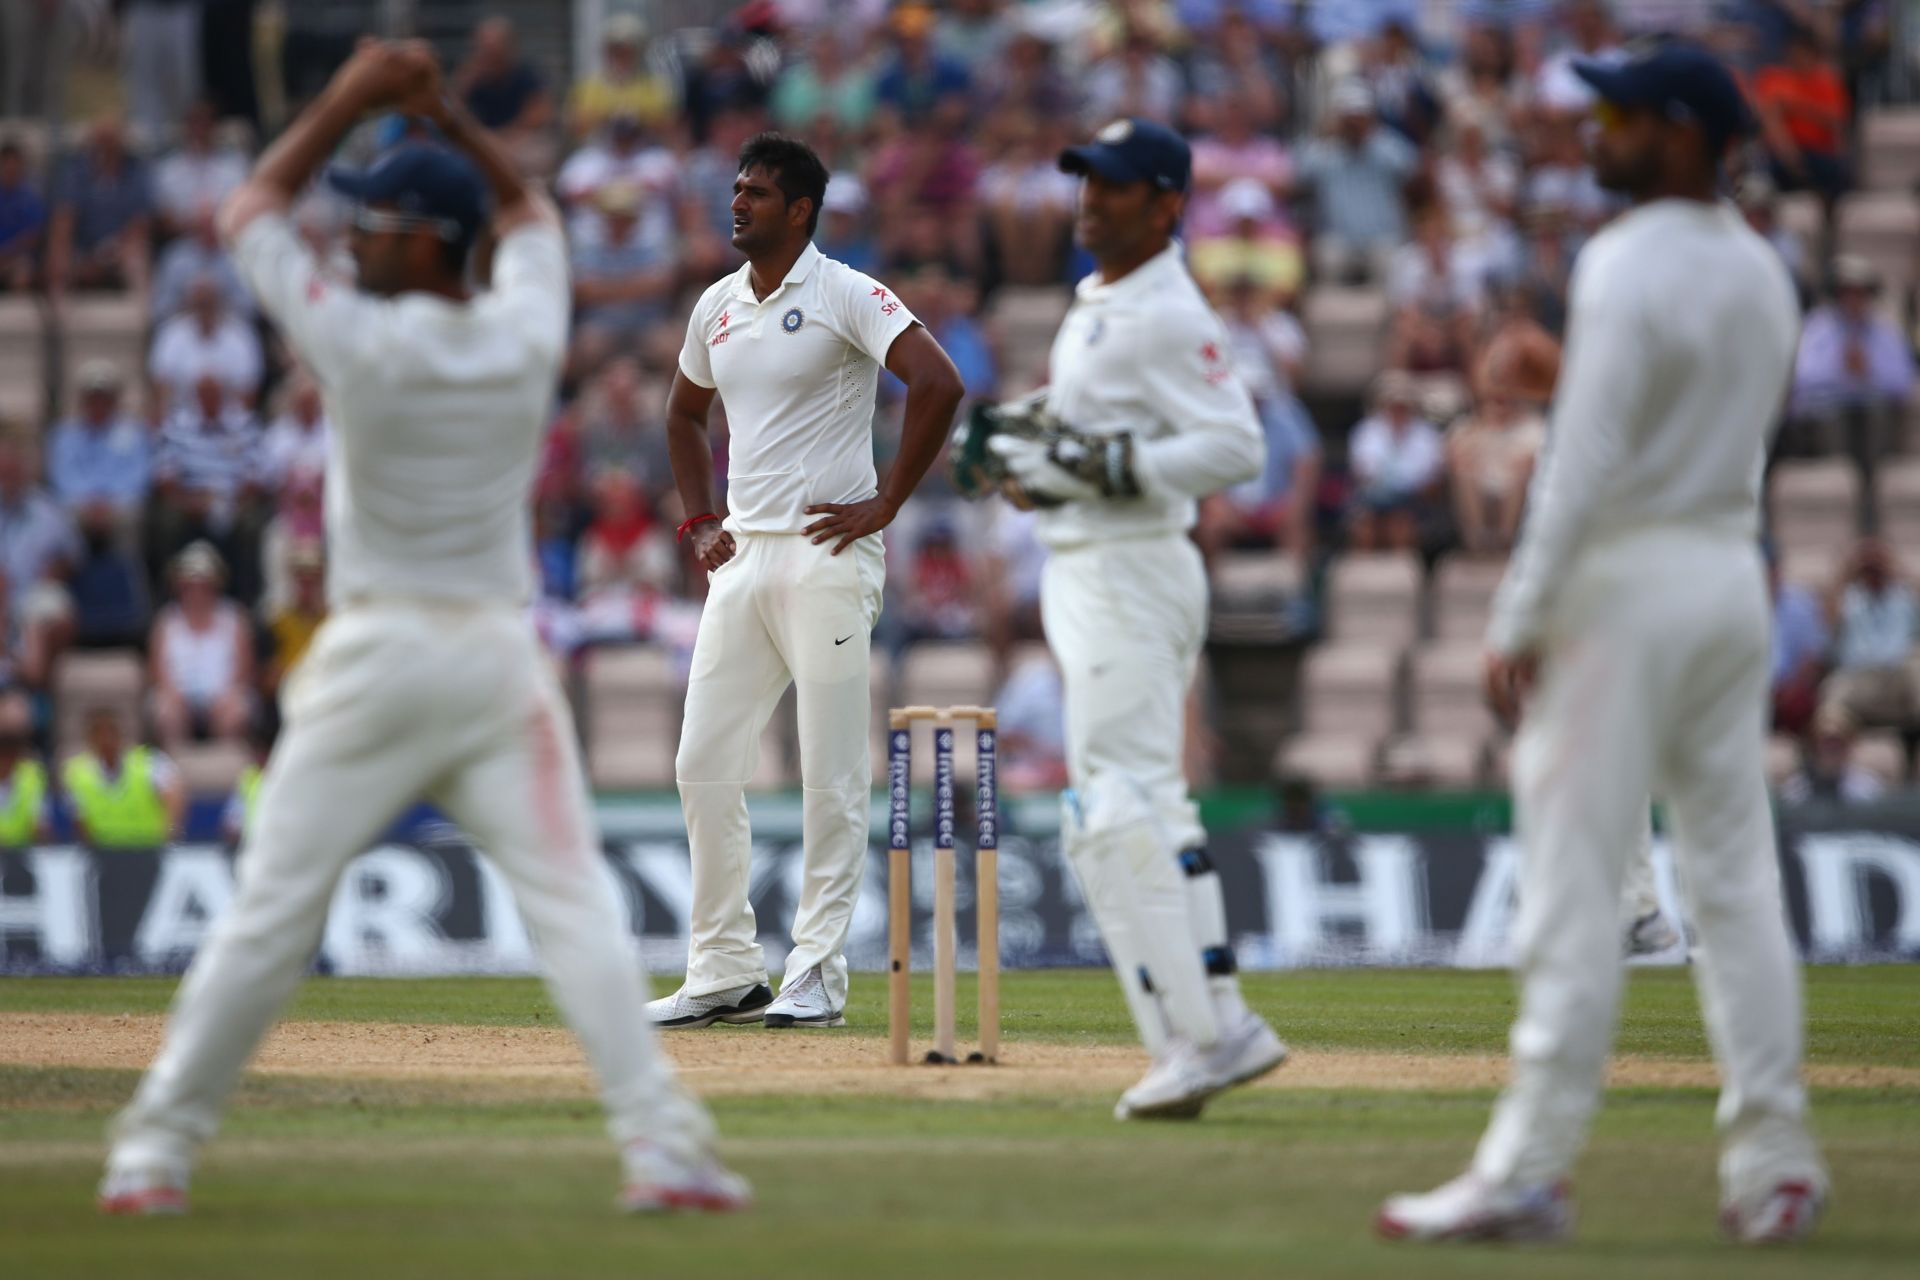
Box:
[2,967,1915,1279]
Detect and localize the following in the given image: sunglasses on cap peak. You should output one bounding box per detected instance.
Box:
[350,204,467,242]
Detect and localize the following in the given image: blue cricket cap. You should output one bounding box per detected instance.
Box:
[327,141,487,247]
[1059,118,1191,193]
[1573,40,1754,154]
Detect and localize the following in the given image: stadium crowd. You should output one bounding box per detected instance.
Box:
[0,0,1916,822]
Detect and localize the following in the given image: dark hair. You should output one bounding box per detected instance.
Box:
[0,139,20,162]
[736,132,829,236]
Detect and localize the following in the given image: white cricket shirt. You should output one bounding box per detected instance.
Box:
[677,243,915,534]
[1488,199,1801,653]
[1039,242,1264,549]
[231,213,568,608]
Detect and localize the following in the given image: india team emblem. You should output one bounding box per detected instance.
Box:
[781,307,805,333]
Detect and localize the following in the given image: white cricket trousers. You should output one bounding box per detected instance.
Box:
[1042,535,1208,846]
[675,532,885,1009]
[1473,527,1826,1204]
[108,601,709,1176]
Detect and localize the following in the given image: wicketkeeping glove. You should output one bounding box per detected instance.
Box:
[987,428,1141,508]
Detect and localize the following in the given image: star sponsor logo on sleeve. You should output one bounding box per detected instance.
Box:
[1199,340,1231,385]
[710,310,731,347]
[871,285,901,317]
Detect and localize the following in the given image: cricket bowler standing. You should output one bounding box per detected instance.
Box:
[98,42,747,1215]
[649,134,963,1031]
[975,119,1287,1119]
[1379,42,1828,1244]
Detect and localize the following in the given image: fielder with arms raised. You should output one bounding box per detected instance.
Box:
[99,42,746,1215]
[649,134,964,1032]
[1380,43,1827,1244]
[974,119,1287,1119]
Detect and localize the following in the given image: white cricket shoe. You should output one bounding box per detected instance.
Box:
[98,1165,190,1216]
[1114,1009,1289,1121]
[618,1139,752,1214]
[646,982,773,1030]
[1624,908,1684,958]
[1377,1172,1573,1243]
[763,966,846,1028]
[1720,1180,1825,1244]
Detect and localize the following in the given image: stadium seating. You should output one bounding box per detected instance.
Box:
[1861,108,1920,191]
[1325,553,1420,646]
[53,649,144,761]
[1299,287,1390,399]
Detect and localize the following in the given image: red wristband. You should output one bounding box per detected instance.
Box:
[676,513,720,543]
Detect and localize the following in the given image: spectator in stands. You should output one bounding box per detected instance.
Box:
[150,206,253,322]
[1780,706,1888,804]
[1082,21,1183,126]
[975,22,1077,122]
[62,706,183,850]
[1199,275,1318,571]
[533,487,577,604]
[816,173,880,275]
[0,693,48,846]
[456,16,554,172]
[976,117,1076,287]
[47,117,152,294]
[1529,0,1622,116]
[1387,206,1484,374]
[981,504,1046,667]
[1348,372,1444,552]
[1818,537,1920,732]
[258,372,330,491]
[150,374,265,586]
[0,137,45,290]
[48,359,151,532]
[67,503,151,651]
[1525,114,1612,234]
[148,275,264,410]
[1791,254,1914,530]
[0,435,78,686]
[260,539,325,703]
[567,13,675,139]
[569,182,676,373]
[1295,79,1417,284]
[148,541,253,751]
[1437,21,1521,151]
[152,100,249,237]
[1446,338,1550,555]
[1185,7,1287,128]
[1362,19,1441,144]
[888,517,977,652]
[1188,92,1293,239]
[576,358,674,505]
[1434,107,1520,268]
[771,27,879,134]
[1189,178,1304,304]
[1769,541,1829,738]
[555,112,680,243]
[1515,205,1575,335]
[1755,23,1853,212]
[908,264,995,402]
[992,646,1069,791]
[874,2,973,125]
[575,469,675,643]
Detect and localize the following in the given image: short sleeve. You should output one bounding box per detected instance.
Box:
[229,213,380,387]
[826,264,917,367]
[677,291,717,388]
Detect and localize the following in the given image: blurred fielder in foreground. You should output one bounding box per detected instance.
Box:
[957,119,1286,1120]
[99,42,746,1217]
[1379,43,1827,1244]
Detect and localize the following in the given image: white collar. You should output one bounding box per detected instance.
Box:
[729,242,823,304]
[1073,240,1185,303]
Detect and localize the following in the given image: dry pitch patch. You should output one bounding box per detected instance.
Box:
[5,1011,1916,1100]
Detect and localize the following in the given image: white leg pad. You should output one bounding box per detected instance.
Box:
[1065,777,1221,1049]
